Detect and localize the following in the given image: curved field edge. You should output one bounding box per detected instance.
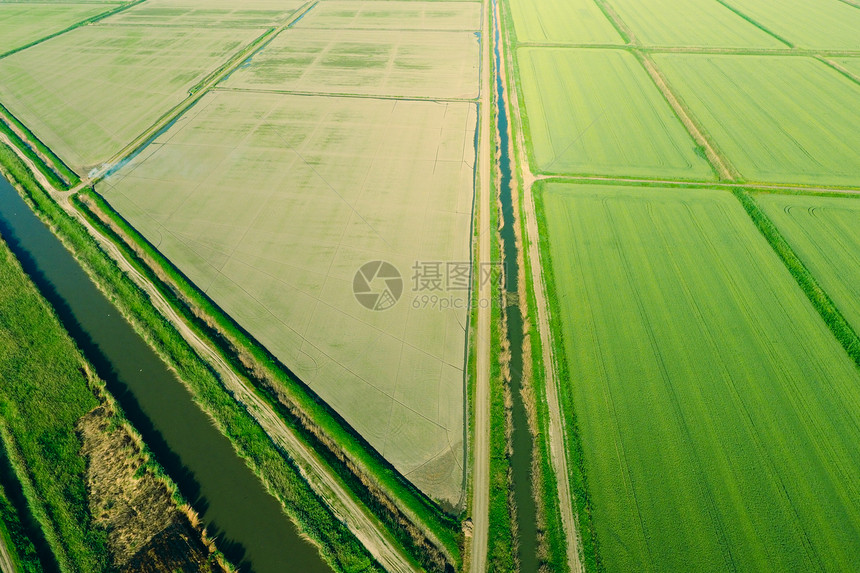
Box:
[0,143,385,573]
[0,218,230,572]
[530,181,602,571]
[75,188,462,569]
[734,189,860,368]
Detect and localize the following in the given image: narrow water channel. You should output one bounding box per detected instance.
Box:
[492,1,539,571]
[0,174,332,573]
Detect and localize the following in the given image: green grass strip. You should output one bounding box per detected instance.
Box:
[486,170,516,573]
[0,122,68,190]
[734,189,860,368]
[519,206,570,572]
[532,182,602,572]
[0,102,78,187]
[0,473,44,572]
[0,231,109,572]
[0,143,385,573]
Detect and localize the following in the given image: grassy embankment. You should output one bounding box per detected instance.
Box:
[0,475,42,573]
[0,221,229,571]
[0,103,78,189]
[531,183,602,571]
[486,7,515,572]
[0,142,385,573]
[486,151,516,572]
[0,231,109,571]
[734,189,860,368]
[517,184,572,572]
[497,1,582,570]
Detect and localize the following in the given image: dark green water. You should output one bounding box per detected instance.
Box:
[492,0,540,570]
[0,174,332,573]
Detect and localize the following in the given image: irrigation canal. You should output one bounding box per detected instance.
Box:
[492,0,541,570]
[0,173,332,573]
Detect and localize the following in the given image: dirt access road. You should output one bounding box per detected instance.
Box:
[469,0,493,570]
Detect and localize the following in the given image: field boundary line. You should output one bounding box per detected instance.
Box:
[634,52,737,181]
[536,174,860,194]
[515,43,860,57]
[587,0,738,182]
[816,57,860,87]
[212,86,478,103]
[592,0,634,44]
[1,129,420,572]
[735,189,860,369]
[0,0,147,61]
[711,0,794,47]
[834,0,860,10]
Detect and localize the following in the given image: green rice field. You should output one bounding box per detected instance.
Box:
[720,0,860,49]
[756,192,860,334]
[222,28,480,98]
[655,54,860,186]
[0,3,119,55]
[97,90,475,506]
[537,182,860,572]
[506,0,622,45]
[605,0,783,48]
[517,48,713,179]
[0,24,262,171]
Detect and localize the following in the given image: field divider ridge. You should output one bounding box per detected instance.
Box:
[634,51,738,181]
[537,174,860,194]
[734,189,860,369]
[591,0,635,45]
[815,57,860,87]
[68,197,422,573]
[211,86,479,103]
[586,0,738,181]
[711,0,794,47]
